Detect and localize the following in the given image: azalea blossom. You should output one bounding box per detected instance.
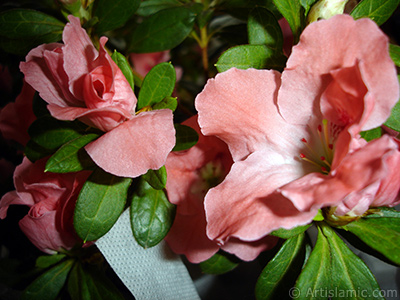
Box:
[19,15,175,178]
[195,15,400,245]
[0,157,91,254]
[164,115,277,263]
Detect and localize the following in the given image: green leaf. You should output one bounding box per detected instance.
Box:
[21,259,74,300]
[173,124,199,151]
[28,116,87,150]
[74,168,132,242]
[364,206,400,219]
[248,7,283,51]
[270,224,311,239]
[300,0,318,16]
[199,252,239,275]
[94,0,140,33]
[137,0,183,17]
[384,78,400,132]
[272,0,303,43]
[128,7,196,53]
[255,234,307,300]
[130,179,175,248]
[0,9,64,55]
[25,140,56,162]
[343,217,400,265]
[360,127,382,142]
[389,43,400,67]
[111,50,135,90]
[295,223,384,300]
[215,44,287,73]
[137,62,176,110]
[142,166,167,190]
[68,262,125,300]
[152,96,178,111]
[36,254,66,269]
[45,134,99,173]
[350,0,400,26]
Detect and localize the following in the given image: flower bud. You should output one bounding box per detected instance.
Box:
[307,0,350,24]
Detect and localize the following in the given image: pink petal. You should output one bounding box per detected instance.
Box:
[63,15,98,99]
[196,68,296,162]
[85,109,175,177]
[278,15,398,130]
[205,150,316,244]
[130,51,171,78]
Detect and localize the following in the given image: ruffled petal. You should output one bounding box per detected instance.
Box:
[279,15,398,130]
[205,150,316,243]
[85,109,175,177]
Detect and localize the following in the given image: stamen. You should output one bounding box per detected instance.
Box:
[320,156,331,168]
[300,153,322,168]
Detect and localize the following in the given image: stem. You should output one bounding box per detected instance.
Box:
[200,26,209,73]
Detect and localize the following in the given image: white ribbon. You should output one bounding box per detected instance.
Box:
[96,210,201,300]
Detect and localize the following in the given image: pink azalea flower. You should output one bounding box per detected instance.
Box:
[0,157,91,254]
[195,15,400,245]
[0,80,36,146]
[19,15,175,178]
[164,115,277,263]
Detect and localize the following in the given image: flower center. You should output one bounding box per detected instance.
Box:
[190,161,225,197]
[299,119,337,174]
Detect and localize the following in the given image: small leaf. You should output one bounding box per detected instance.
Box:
[152,96,178,111]
[360,127,382,142]
[248,7,283,51]
[137,62,176,110]
[199,252,239,275]
[21,259,74,300]
[255,234,307,300]
[111,50,135,90]
[389,43,400,67]
[142,166,167,190]
[173,124,199,151]
[28,116,87,150]
[45,134,99,173]
[128,7,196,53]
[272,0,303,43]
[68,261,125,300]
[343,216,400,265]
[350,0,400,26]
[215,44,286,73]
[74,168,132,242]
[130,179,175,248]
[94,0,140,33]
[270,224,311,239]
[137,0,183,17]
[36,254,66,269]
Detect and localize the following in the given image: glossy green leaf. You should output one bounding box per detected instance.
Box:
[215,44,287,73]
[199,252,239,275]
[173,124,199,151]
[350,0,400,25]
[128,7,196,53]
[45,134,99,173]
[21,259,74,300]
[111,50,135,90]
[295,224,384,300]
[28,116,87,150]
[152,96,178,111]
[364,207,400,219]
[0,9,64,55]
[36,254,66,269]
[272,0,303,43]
[94,0,140,33]
[68,262,125,300]
[360,127,382,142]
[142,166,167,190]
[389,43,400,67]
[270,224,311,239]
[25,140,56,162]
[255,234,306,300]
[343,217,400,265]
[74,168,132,242]
[248,7,283,51]
[137,0,183,17]
[130,179,175,248]
[384,77,400,131]
[137,63,176,110]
